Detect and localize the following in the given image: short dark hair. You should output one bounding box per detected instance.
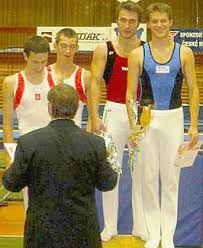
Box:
[24,36,50,56]
[55,28,78,44]
[48,84,79,119]
[116,0,143,22]
[146,2,173,21]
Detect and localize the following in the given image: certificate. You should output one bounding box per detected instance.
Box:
[174,141,202,168]
[4,143,17,162]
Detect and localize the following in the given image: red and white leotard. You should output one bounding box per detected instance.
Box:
[103,41,143,103]
[47,65,87,127]
[14,70,55,135]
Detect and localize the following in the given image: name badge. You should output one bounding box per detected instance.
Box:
[35,93,41,100]
[156,65,170,74]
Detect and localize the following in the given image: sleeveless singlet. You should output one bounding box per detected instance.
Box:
[14,70,55,134]
[140,42,184,109]
[103,41,144,103]
[47,65,86,103]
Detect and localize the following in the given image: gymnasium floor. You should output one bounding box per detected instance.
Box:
[0,201,202,248]
[0,201,144,248]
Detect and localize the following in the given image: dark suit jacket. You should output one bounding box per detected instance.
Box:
[3,119,118,248]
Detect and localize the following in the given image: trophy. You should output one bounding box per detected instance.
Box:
[128,99,152,170]
[98,109,122,174]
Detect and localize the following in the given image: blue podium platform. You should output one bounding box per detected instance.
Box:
[174,152,203,246]
[95,138,203,247]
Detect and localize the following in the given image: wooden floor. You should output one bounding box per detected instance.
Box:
[0,202,24,236]
[0,201,201,248]
[0,201,151,248]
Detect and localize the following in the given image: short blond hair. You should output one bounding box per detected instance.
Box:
[146,2,173,21]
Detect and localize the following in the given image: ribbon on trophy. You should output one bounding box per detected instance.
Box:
[98,109,122,174]
[128,99,152,170]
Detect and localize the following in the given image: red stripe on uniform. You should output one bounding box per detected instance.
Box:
[46,65,52,72]
[47,72,55,88]
[75,67,86,103]
[14,72,25,109]
[46,65,55,88]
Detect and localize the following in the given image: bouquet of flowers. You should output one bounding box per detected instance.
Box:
[99,109,122,174]
[128,99,152,170]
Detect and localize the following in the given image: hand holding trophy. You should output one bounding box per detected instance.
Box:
[98,109,122,174]
[128,99,152,170]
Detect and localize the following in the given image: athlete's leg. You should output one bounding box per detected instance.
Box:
[160,108,184,248]
[142,122,161,248]
[101,101,129,241]
[131,139,149,241]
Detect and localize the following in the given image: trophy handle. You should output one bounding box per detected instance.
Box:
[129,99,138,126]
[139,104,152,128]
[102,109,111,129]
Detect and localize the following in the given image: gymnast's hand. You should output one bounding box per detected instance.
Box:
[188,126,199,149]
[91,116,105,134]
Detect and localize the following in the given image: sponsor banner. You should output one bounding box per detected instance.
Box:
[37,24,147,51]
[111,23,147,42]
[37,27,111,51]
[169,29,203,52]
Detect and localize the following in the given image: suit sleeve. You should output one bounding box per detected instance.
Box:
[94,137,118,191]
[2,139,30,192]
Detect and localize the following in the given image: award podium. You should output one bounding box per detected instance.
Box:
[95,135,203,246]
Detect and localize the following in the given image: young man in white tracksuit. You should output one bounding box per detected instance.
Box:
[90,0,145,242]
[126,2,199,248]
[3,36,54,212]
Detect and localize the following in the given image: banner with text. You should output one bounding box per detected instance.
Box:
[37,24,147,51]
[169,29,203,52]
[37,27,110,51]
